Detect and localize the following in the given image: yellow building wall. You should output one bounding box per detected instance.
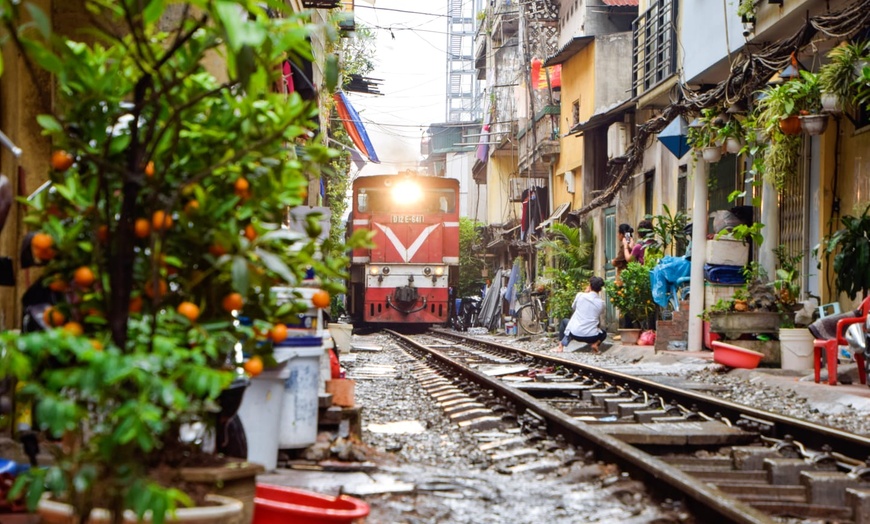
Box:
[553,43,595,212]
[486,154,520,225]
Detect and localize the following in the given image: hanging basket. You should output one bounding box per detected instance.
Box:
[778,115,802,135]
[702,146,722,163]
[821,93,842,115]
[725,137,743,154]
[800,114,829,136]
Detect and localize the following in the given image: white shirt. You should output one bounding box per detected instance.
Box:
[565,291,604,337]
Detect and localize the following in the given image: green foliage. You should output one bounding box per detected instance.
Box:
[335,23,376,85]
[720,222,764,247]
[817,204,870,300]
[605,262,655,329]
[457,217,486,297]
[687,107,720,150]
[737,0,756,19]
[772,244,803,305]
[0,1,367,522]
[547,272,585,322]
[537,222,592,280]
[818,41,870,111]
[645,204,689,257]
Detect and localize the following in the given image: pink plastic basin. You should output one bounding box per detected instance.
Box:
[253,484,369,524]
[712,341,764,369]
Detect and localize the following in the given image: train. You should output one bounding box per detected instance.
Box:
[347,173,459,327]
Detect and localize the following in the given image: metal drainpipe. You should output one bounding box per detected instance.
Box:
[688,158,709,352]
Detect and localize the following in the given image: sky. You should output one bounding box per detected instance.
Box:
[347,0,449,178]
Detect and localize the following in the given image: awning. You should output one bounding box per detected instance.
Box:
[602,0,639,6]
[544,36,594,67]
[567,98,634,136]
[537,202,571,230]
[334,92,380,163]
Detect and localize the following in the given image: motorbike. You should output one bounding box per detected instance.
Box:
[844,315,870,363]
[451,295,482,332]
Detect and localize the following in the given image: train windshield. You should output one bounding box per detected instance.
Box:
[357,187,456,214]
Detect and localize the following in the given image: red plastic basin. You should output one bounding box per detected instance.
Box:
[253,483,369,524]
[712,341,764,369]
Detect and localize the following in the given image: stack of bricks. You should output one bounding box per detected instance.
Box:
[655,300,689,352]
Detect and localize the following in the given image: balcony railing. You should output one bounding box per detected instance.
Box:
[632,0,677,97]
[517,105,560,178]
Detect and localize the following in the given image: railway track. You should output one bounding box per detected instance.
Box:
[387,328,870,524]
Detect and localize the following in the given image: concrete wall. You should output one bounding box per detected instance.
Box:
[448,151,488,221]
[680,0,745,85]
[592,32,632,112]
[558,0,633,46]
[554,44,595,211]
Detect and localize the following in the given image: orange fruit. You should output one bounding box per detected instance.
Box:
[244,224,257,242]
[243,356,263,377]
[51,150,74,171]
[177,301,200,322]
[144,279,168,299]
[97,225,109,244]
[32,232,53,251]
[90,339,104,350]
[144,161,155,177]
[129,295,143,313]
[209,243,228,257]
[43,307,66,327]
[222,292,244,313]
[73,266,96,288]
[62,321,84,337]
[299,186,308,200]
[311,289,330,309]
[48,278,69,293]
[184,200,200,215]
[269,324,288,343]
[234,178,250,194]
[33,245,56,261]
[134,218,151,239]
[152,210,173,232]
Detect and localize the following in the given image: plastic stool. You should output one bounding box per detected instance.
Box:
[813,338,866,385]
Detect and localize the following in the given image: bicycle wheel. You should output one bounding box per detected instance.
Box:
[516,304,543,335]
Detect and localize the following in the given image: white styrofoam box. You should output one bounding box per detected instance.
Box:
[705,238,749,266]
[704,283,742,308]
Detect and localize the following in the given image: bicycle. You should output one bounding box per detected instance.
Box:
[516,290,547,335]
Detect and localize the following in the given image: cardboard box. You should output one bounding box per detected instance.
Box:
[705,238,749,266]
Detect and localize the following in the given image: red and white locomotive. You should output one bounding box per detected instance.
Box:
[347,174,459,327]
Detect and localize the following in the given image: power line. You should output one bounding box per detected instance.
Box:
[354,5,449,18]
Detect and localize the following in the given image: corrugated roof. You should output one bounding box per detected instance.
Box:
[602,0,638,6]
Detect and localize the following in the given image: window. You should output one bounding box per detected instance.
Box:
[572,99,580,126]
[644,170,655,216]
[632,0,677,97]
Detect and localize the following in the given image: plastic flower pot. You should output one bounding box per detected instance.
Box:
[725,137,742,154]
[701,146,722,163]
[800,114,829,136]
[253,484,369,524]
[712,341,764,369]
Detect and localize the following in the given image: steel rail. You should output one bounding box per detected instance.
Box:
[389,330,775,524]
[435,329,870,460]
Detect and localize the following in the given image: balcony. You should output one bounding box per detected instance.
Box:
[517,104,560,179]
[491,0,519,43]
[632,0,677,98]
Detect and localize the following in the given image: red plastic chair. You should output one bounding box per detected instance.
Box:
[813,297,870,385]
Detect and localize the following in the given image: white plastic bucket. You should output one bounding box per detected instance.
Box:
[328,323,353,353]
[275,341,324,449]
[780,328,815,370]
[237,373,285,470]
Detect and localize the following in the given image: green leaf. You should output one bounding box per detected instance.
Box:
[36,114,63,133]
[25,4,51,39]
[143,0,165,25]
[232,255,250,295]
[108,134,132,155]
[324,54,339,92]
[256,248,296,284]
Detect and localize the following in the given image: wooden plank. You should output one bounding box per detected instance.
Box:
[510,382,595,392]
[596,421,756,446]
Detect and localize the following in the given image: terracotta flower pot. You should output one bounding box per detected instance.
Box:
[618,328,642,345]
[800,114,829,136]
[778,115,802,135]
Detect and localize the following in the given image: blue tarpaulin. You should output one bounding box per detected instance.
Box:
[704,264,746,285]
[651,256,692,307]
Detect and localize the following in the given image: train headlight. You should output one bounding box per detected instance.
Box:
[370,267,379,275]
[392,179,422,204]
[382,266,390,275]
[423,267,432,276]
[434,267,444,276]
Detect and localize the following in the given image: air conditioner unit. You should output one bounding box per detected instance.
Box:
[607,122,629,159]
[565,171,575,194]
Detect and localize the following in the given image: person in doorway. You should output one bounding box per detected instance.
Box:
[556,276,607,353]
[612,223,633,281]
[625,219,653,266]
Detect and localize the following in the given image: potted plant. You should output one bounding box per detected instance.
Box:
[605,261,656,343]
[0,2,359,523]
[771,246,815,370]
[792,71,828,135]
[737,0,757,23]
[817,203,870,302]
[716,117,745,154]
[818,41,870,114]
[687,108,723,163]
[755,82,804,190]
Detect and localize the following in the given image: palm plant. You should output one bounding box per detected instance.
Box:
[537,222,593,320]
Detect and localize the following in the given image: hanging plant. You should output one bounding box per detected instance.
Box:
[818,41,870,113]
